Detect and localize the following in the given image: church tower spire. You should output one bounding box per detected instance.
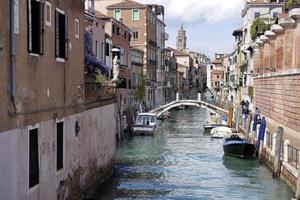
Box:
[176,23,187,51]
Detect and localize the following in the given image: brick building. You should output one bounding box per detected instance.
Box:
[0,1,117,199]
[105,0,159,108]
[251,8,300,188]
[97,12,132,113]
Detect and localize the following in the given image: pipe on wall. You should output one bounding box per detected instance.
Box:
[10,0,16,108]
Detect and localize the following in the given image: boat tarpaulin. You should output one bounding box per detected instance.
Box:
[256,117,266,150]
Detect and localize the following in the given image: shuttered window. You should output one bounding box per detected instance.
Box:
[56,122,64,171]
[29,128,39,188]
[55,9,68,59]
[114,9,121,21]
[132,9,139,21]
[28,0,44,55]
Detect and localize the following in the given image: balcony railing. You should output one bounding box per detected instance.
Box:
[85,82,116,106]
[288,144,300,169]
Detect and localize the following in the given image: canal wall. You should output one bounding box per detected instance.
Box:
[0,103,116,200]
[249,10,300,194]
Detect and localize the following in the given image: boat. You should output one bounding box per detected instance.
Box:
[210,126,232,139]
[176,105,185,110]
[223,134,256,158]
[133,113,159,136]
[203,113,227,132]
[158,111,171,120]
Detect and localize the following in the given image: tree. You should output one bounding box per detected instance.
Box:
[285,0,300,11]
[250,19,271,40]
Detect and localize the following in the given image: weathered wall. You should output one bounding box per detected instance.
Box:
[0,0,85,133]
[0,103,116,200]
[0,0,11,131]
[254,73,300,145]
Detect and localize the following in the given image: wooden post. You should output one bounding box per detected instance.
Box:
[246,113,252,140]
[198,93,201,101]
[296,168,300,199]
[228,107,233,128]
[235,108,241,132]
[273,127,283,177]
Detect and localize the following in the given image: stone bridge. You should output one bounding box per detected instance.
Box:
[150,93,228,118]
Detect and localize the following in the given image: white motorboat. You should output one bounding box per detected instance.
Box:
[203,113,228,132]
[133,113,159,136]
[158,111,171,120]
[210,127,233,139]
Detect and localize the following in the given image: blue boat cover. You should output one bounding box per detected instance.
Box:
[252,113,258,131]
[256,117,266,150]
[224,140,248,145]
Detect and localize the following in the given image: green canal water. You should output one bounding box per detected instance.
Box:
[88,108,294,200]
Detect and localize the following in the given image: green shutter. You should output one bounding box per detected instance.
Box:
[115,9,121,21]
[132,9,139,21]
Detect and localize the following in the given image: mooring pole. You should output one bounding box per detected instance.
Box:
[273,127,283,177]
[235,108,241,132]
[228,107,233,128]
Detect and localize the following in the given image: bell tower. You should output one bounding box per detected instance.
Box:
[176,23,187,51]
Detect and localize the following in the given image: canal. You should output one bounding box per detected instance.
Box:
[88,108,294,200]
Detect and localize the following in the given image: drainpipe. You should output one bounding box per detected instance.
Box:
[10,0,16,108]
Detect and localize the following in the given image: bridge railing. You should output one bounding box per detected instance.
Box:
[178,93,198,100]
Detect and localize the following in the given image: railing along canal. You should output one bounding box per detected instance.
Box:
[85,82,116,104]
[288,144,300,169]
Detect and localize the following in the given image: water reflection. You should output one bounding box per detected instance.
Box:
[88,108,294,200]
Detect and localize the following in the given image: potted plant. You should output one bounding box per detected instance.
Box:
[250,19,271,40]
[285,0,300,12]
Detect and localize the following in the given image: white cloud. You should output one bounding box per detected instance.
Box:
[138,0,244,24]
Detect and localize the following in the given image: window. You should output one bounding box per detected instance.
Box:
[28,0,44,55]
[55,9,68,60]
[116,26,120,35]
[254,12,260,19]
[96,40,100,59]
[114,9,121,21]
[133,30,139,39]
[124,31,127,39]
[217,75,219,79]
[29,128,39,188]
[112,25,115,34]
[105,43,110,56]
[101,42,104,60]
[132,9,139,21]
[56,122,64,171]
[75,18,79,39]
[45,1,51,27]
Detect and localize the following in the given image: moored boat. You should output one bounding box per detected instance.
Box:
[158,111,171,120]
[176,105,185,110]
[204,113,227,132]
[133,113,159,136]
[223,135,256,158]
[210,126,232,139]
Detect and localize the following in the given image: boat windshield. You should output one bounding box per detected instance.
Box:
[136,115,156,125]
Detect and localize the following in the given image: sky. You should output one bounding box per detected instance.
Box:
[138,0,244,59]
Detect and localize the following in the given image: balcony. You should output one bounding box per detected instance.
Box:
[85,82,116,109]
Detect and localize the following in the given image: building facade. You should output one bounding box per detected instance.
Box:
[105,1,160,109]
[165,47,177,102]
[240,0,284,107]
[0,1,117,199]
